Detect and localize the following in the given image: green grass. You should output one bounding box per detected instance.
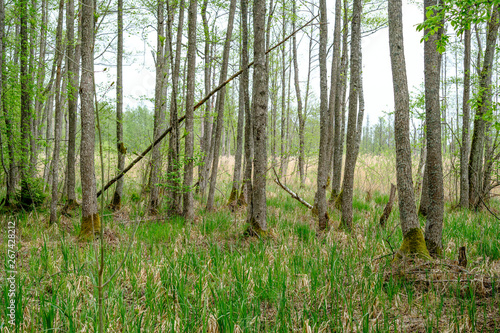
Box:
[1,182,500,332]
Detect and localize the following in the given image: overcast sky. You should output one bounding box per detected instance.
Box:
[96,0,425,124]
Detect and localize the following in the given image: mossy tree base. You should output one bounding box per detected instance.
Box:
[79,213,101,240]
[425,238,443,259]
[331,189,343,211]
[243,222,268,238]
[397,228,431,260]
[109,192,122,211]
[62,199,80,216]
[227,188,238,210]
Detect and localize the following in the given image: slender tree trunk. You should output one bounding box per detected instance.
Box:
[65,0,79,207]
[315,0,330,231]
[148,0,166,214]
[228,29,246,206]
[340,0,362,231]
[327,0,342,177]
[468,6,499,208]
[110,0,125,210]
[42,89,54,185]
[388,0,429,258]
[280,2,286,177]
[206,0,237,211]
[247,0,268,234]
[331,0,349,200]
[19,0,33,205]
[238,0,252,206]
[182,0,198,220]
[166,0,185,216]
[459,25,471,208]
[423,0,445,257]
[199,0,212,198]
[79,0,100,237]
[292,0,304,188]
[49,0,65,224]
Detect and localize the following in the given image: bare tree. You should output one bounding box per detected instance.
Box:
[459,23,471,209]
[315,0,330,231]
[79,0,100,237]
[110,0,125,210]
[247,0,268,234]
[388,0,430,258]
[182,0,198,220]
[148,0,167,214]
[238,0,253,206]
[423,0,444,257]
[340,0,362,231]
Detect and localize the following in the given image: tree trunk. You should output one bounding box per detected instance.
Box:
[238,0,252,207]
[459,25,471,208]
[199,0,212,198]
[280,2,286,177]
[388,0,430,258]
[247,0,268,234]
[79,0,100,237]
[468,6,499,208]
[331,0,349,200]
[148,0,167,214]
[292,0,304,188]
[166,0,185,216]
[19,0,32,206]
[182,0,198,220]
[315,0,330,231]
[423,0,445,257]
[206,0,237,211]
[228,29,246,207]
[65,0,79,207]
[49,0,65,224]
[110,0,125,210]
[340,0,362,231]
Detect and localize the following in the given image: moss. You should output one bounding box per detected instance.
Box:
[425,239,443,258]
[227,188,238,208]
[331,189,343,211]
[397,228,431,260]
[79,213,101,240]
[244,222,268,238]
[109,192,122,211]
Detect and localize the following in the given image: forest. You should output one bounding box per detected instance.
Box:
[1,0,500,331]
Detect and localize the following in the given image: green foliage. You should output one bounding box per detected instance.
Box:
[16,178,48,210]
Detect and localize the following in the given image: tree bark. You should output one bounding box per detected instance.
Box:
[247,0,268,234]
[459,25,471,209]
[238,0,252,206]
[65,0,79,207]
[423,0,445,257]
[79,0,100,237]
[468,6,499,208]
[49,0,65,224]
[110,0,125,210]
[182,0,198,220]
[19,0,32,204]
[148,0,167,214]
[206,0,237,211]
[315,0,330,231]
[280,2,286,177]
[292,0,304,188]
[388,0,429,258]
[340,0,362,231]
[331,0,349,200]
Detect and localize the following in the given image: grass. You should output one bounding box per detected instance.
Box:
[1,160,500,332]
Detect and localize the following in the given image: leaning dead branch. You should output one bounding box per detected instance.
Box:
[273,168,313,210]
[97,15,319,198]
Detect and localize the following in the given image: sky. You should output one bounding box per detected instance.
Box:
[96,0,426,124]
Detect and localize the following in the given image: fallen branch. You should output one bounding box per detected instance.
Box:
[273,168,313,210]
[97,15,319,198]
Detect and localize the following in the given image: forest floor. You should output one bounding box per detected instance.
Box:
[1,157,500,332]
